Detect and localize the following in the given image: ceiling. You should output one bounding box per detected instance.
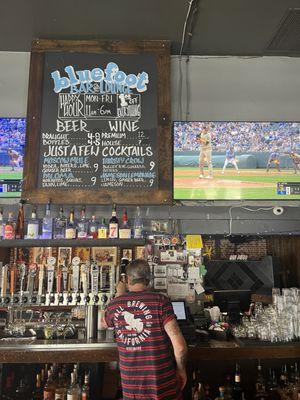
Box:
[1,0,300,55]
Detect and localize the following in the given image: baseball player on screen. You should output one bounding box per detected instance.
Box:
[266,150,281,172]
[222,146,240,175]
[198,125,213,179]
[288,151,300,174]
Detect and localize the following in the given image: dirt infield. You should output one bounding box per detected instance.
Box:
[174,177,274,189]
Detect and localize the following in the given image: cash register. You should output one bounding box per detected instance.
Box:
[171,301,196,343]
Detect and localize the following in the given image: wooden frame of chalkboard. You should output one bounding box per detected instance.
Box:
[23,39,172,204]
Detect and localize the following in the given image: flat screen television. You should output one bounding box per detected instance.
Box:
[0,118,26,197]
[173,121,300,200]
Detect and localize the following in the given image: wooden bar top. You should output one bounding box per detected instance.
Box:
[0,338,298,363]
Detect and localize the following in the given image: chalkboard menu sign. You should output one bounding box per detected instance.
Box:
[23,40,171,204]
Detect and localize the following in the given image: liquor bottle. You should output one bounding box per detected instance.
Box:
[81,372,90,400]
[42,202,53,239]
[267,369,280,400]
[224,375,233,398]
[133,206,143,239]
[77,206,88,239]
[279,364,288,389]
[4,211,15,239]
[232,364,243,400]
[289,363,296,385]
[15,199,25,239]
[88,215,98,239]
[255,361,267,396]
[27,207,39,239]
[191,370,201,400]
[204,384,212,400]
[32,373,43,400]
[55,372,67,400]
[15,379,30,400]
[2,371,15,400]
[290,363,300,399]
[109,204,118,239]
[44,370,57,400]
[65,209,76,239]
[0,208,4,239]
[98,218,108,239]
[294,362,300,383]
[53,207,67,239]
[215,387,226,400]
[119,209,131,239]
[67,372,81,400]
[41,368,46,386]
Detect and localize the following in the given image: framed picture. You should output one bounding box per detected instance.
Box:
[160,250,186,263]
[57,247,72,265]
[154,264,167,277]
[121,248,133,261]
[91,247,117,265]
[31,247,52,265]
[135,246,146,260]
[154,277,167,290]
[150,220,169,232]
[74,247,91,262]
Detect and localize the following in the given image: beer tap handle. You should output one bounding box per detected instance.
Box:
[61,261,68,292]
[19,263,26,296]
[1,264,8,298]
[38,264,45,296]
[10,264,17,296]
[27,263,37,296]
[56,264,62,294]
[46,257,56,294]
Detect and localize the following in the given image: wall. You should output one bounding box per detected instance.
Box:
[2,52,300,121]
[203,236,300,286]
[171,56,300,121]
[0,52,30,117]
[0,52,299,233]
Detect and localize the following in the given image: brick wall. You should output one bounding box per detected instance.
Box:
[203,237,267,260]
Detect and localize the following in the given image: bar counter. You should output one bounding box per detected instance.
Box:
[0,338,298,363]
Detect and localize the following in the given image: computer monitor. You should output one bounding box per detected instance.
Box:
[213,289,252,323]
[171,301,187,321]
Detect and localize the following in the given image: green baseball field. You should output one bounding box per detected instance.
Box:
[0,167,22,197]
[174,167,300,200]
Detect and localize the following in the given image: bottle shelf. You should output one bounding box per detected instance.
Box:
[0,238,145,248]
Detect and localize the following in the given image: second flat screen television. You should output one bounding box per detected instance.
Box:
[0,118,26,197]
[174,121,300,200]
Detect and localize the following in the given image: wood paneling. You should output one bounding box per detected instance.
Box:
[267,236,300,287]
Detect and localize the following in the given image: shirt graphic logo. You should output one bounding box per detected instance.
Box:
[122,311,144,333]
[114,300,153,349]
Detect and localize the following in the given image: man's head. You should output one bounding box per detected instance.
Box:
[125,259,151,287]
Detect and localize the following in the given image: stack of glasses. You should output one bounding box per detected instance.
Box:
[233,288,300,342]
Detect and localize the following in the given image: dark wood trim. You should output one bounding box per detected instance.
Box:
[23,52,44,197]
[0,341,299,363]
[0,238,145,248]
[31,39,170,54]
[22,39,172,205]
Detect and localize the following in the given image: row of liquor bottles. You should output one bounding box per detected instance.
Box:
[0,202,144,240]
[0,255,117,306]
[2,363,95,400]
[192,362,300,399]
